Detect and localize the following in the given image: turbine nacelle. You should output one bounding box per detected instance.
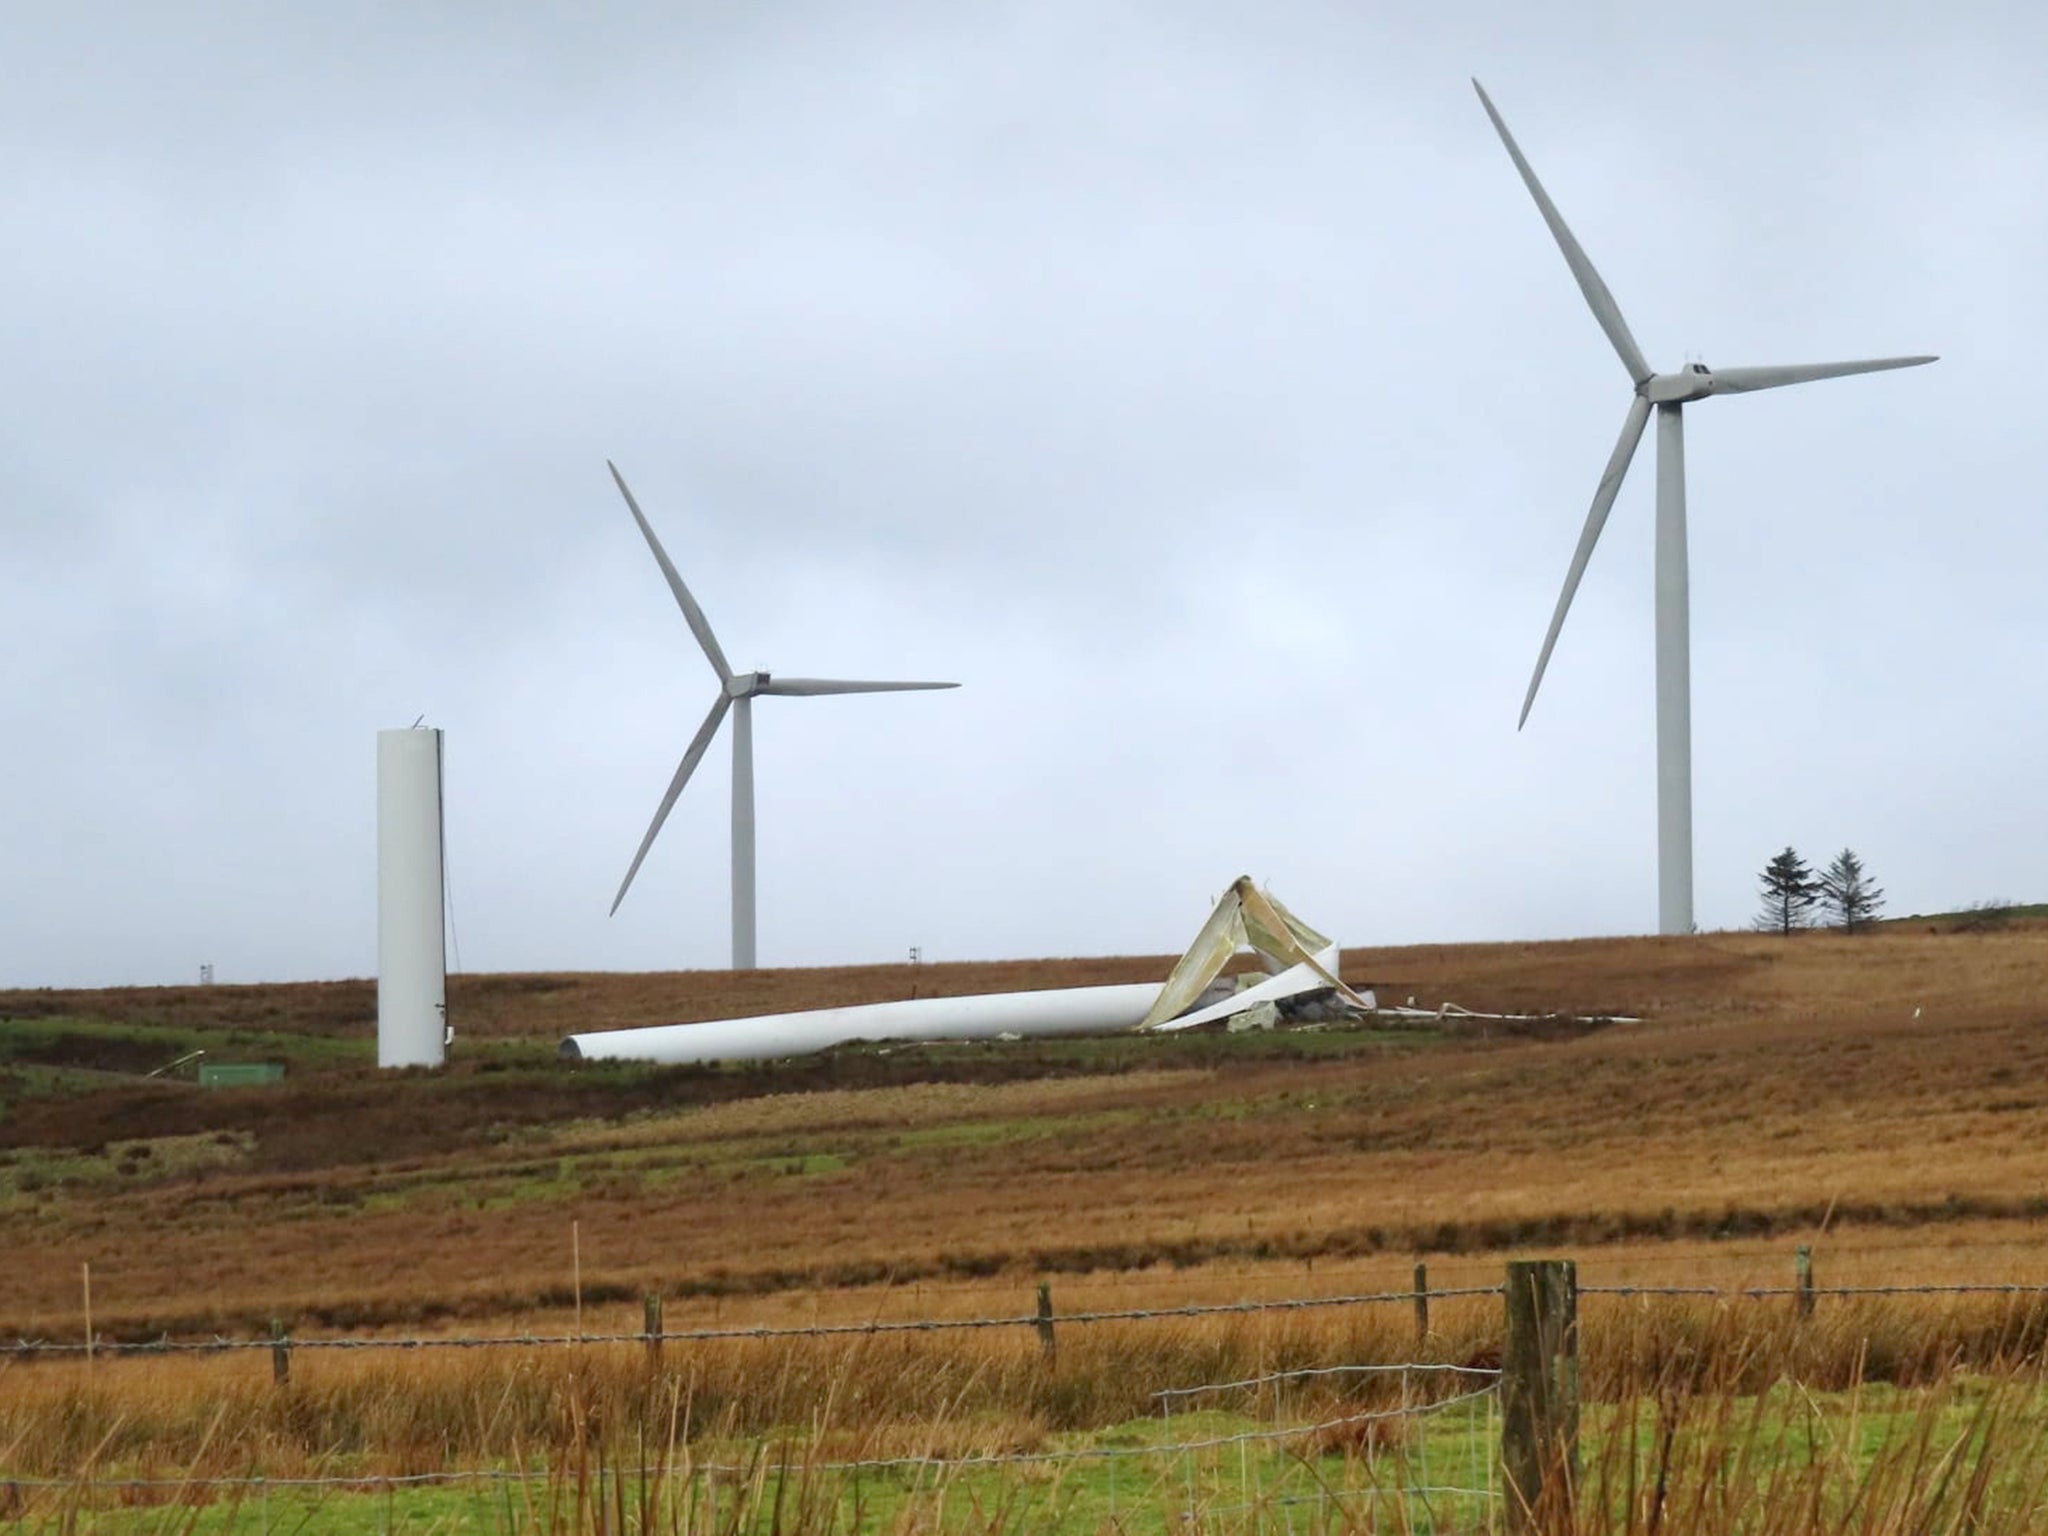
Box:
[1641,364,1717,405]
[724,671,770,699]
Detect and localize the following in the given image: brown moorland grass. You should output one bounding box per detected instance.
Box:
[6,1290,2048,1480]
[7,906,2038,1043]
[0,953,1199,1042]
[0,920,2045,1343]
[17,1368,2048,1536]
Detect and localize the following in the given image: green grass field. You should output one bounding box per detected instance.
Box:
[16,1374,2048,1535]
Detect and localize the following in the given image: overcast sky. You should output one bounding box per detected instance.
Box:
[2,2,2040,988]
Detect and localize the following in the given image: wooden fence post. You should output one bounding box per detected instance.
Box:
[644,1294,664,1370]
[1502,1259,1578,1533]
[1413,1262,1430,1340]
[1795,1244,1815,1320]
[1035,1282,1057,1366]
[270,1319,291,1386]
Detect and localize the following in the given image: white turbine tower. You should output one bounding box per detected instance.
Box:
[1474,80,1934,937]
[607,462,960,969]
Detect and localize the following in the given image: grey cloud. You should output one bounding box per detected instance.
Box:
[1,1,2040,986]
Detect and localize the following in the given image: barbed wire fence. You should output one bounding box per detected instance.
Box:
[0,1277,1522,1525]
[12,1275,2048,1362]
[0,1361,1508,1530]
[1154,1363,1503,1525]
[8,1258,2048,1523]
[0,1284,1510,1359]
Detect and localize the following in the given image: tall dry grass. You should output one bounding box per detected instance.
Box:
[0,1306,1462,1480]
[9,1293,2048,1485]
[1536,1303,2048,1536]
[12,1321,2048,1533]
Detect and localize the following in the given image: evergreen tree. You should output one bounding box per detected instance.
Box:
[1817,848,1886,933]
[1756,847,1818,935]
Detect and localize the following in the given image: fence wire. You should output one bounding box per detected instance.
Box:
[37,1271,2033,1512]
[0,1285,1507,1359]
[1,1379,1501,1493]
[1154,1360,1502,1523]
[1153,1361,1501,1401]
[1581,1283,2048,1300]
[12,1278,2045,1361]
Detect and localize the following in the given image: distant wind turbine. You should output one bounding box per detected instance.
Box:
[1474,80,1935,937]
[606,462,960,969]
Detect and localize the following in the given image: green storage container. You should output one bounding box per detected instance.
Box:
[197,1062,286,1088]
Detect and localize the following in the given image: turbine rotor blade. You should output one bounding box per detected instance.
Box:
[1709,356,1937,395]
[1520,394,1654,728]
[756,678,961,697]
[1473,80,1653,387]
[607,461,733,683]
[609,693,733,915]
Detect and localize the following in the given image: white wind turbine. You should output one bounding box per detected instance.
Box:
[1474,80,1935,936]
[606,462,959,969]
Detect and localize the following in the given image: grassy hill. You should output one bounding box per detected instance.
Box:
[3,917,2047,1340]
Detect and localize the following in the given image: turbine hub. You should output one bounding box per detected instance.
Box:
[1641,364,1715,404]
[725,671,769,698]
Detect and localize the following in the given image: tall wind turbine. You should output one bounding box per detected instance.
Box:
[606,461,959,969]
[1474,81,1934,937]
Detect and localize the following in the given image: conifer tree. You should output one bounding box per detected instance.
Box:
[1756,846,1818,935]
[1817,848,1886,933]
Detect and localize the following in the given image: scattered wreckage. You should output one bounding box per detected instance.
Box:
[559,878,1375,1065]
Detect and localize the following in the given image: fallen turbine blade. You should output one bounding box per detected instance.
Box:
[1709,356,1937,395]
[610,693,733,915]
[607,461,733,683]
[1473,80,1653,387]
[1520,394,1653,728]
[755,678,961,697]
